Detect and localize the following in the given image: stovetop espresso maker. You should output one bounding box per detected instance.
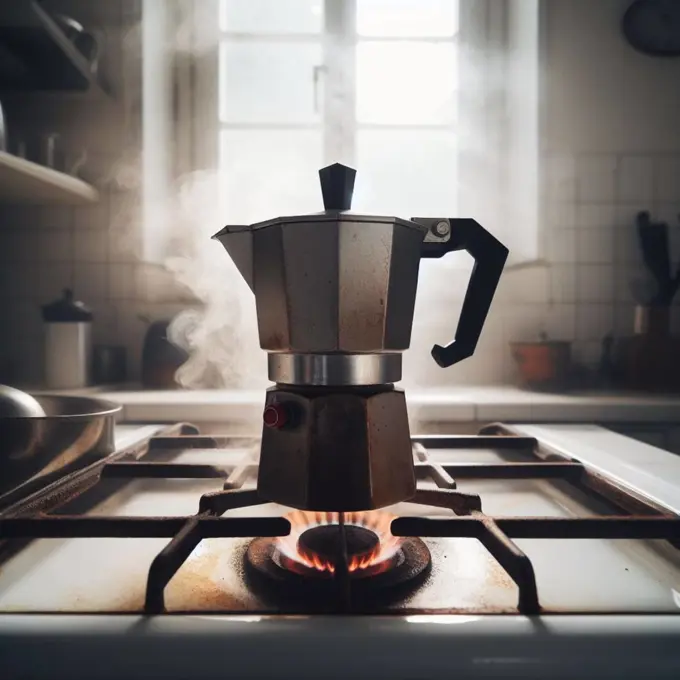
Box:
[213,164,508,512]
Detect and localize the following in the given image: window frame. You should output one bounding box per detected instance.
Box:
[214,0,460,169]
[149,0,540,266]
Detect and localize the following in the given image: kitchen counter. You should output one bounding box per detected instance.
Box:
[77,385,680,425]
[508,423,680,513]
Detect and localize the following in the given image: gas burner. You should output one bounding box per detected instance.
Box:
[293,525,384,576]
[277,510,402,576]
[244,511,431,607]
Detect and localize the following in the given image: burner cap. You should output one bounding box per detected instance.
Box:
[244,532,431,611]
[297,525,379,568]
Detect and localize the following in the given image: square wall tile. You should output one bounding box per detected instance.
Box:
[4,303,43,344]
[0,206,42,230]
[617,156,654,202]
[654,156,680,202]
[0,229,40,262]
[653,203,680,227]
[109,228,140,263]
[35,229,74,262]
[550,265,577,303]
[576,204,615,230]
[543,303,576,340]
[576,304,614,340]
[613,218,641,266]
[614,303,636,336]
[577,155,617,203]
[499,303,544,343]
[74,202,110,230]
[11,341,44,385]
[614,266,648,304]
[135,264,175,303]
[576,228,614,264]
[40,207,74,229]
[617,266,665,306]
[576,264,614,302]
[74,230,108,262]
[545,154,576,202]
[38,264,74,300]
[92,303,119,344]
[0,263,41,299]
[109,263,137,300]
[546,202,577,229]
[546,227,576,263]
[74,263,108,301]
[503,267,550,304]
[614,205,641,232]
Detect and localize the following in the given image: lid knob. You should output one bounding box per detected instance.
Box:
[41,288,93,323]
[319,163,356,211]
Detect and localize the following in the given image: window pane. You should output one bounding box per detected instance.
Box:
[219,130,323,224]
[354,129,457,216]
[219,41,323,124]
[355,129,466,274]
[220,0,323,34]
[356,42,457,125]
[357,0,459,37]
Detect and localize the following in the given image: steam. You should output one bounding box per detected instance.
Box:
[164,164,321,390]
[164,171,267,390]
[115,3,538,395]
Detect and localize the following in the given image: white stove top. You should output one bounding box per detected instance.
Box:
[1,423,680,679]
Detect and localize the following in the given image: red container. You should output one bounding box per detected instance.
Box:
[511,341,571,390]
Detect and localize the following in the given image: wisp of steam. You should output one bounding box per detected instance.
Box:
[135,4,533,397]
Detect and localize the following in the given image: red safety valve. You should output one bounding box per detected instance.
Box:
[263,402,289,429]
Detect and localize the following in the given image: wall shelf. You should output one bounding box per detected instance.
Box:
[0,151,99,204]
[0,1,109,96]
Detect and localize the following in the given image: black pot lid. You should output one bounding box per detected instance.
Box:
[42,288,93,322]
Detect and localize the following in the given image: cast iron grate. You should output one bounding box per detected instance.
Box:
[1,423,680,615]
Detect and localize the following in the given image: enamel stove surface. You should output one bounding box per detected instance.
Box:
[1,424,680,679]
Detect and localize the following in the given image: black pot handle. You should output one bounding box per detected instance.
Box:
[416,218,509,368]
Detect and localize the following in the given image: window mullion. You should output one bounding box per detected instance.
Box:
[323,0,356,166]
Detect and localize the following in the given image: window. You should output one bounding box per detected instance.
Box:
[217,0,460,224]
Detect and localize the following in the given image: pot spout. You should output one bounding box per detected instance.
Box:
[212,224,254,292]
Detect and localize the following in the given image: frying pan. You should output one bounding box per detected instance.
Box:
[0,394,121,510]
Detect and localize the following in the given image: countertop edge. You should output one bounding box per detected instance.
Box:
[75,386,680,424]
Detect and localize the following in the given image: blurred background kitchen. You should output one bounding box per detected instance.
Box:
[0,1,679,438]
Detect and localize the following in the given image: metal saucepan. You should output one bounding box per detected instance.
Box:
[0,393,121,510]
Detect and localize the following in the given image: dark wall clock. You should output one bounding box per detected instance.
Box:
[622,0,680,56]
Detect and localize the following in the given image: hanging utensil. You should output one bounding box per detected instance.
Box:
[636,211,680,305]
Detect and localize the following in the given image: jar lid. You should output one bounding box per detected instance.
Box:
[42,288,93,322]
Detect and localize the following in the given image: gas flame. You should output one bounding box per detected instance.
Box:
[277,510,402,574]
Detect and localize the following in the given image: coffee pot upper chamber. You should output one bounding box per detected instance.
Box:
[213,163,508,371]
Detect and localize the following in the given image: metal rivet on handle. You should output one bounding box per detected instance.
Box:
[433,220,450,237]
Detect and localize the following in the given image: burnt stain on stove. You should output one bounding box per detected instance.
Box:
[10,536,520,615]
[58,541,256,614]
[397,539,518,613]
[165,542,253,612]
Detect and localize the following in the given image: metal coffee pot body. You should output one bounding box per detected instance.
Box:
[213,164,508,383]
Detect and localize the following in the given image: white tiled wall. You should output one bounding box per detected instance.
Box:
[1,0,679,388]
[0,0,181,384]
[493,0,680,386]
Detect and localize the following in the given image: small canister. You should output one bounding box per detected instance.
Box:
[41,289,93,389]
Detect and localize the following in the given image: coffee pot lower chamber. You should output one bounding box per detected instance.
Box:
[213,164,508,511]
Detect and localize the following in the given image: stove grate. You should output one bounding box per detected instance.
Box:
[1,425,680,615]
